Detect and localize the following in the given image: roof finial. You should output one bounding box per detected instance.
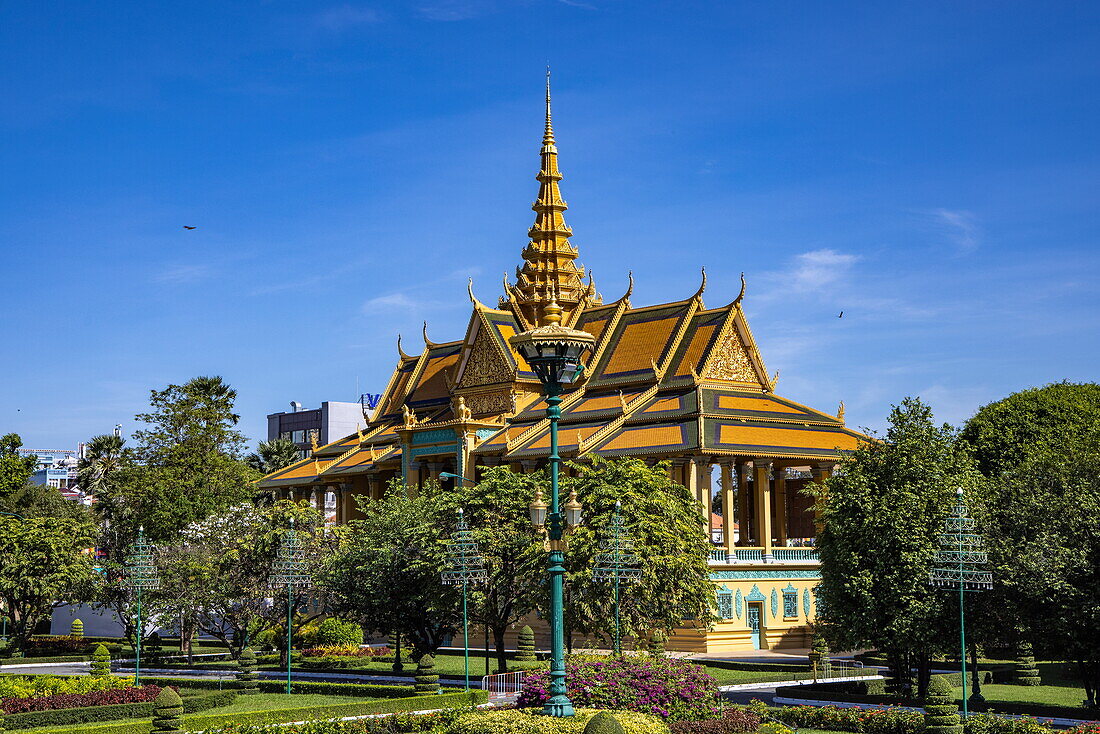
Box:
[544,65,554,146]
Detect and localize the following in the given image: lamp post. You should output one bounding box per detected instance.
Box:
[509,298,594,718]
[441,508,488,691]
[593,501,642,655]
[122,526,160,686]
[270,519,312,695]
[929,487,992,719]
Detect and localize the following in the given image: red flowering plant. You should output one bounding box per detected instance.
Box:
[516,656,720,722]
[0,685,165,714]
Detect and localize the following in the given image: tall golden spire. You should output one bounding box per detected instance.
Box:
[509,68,599,327]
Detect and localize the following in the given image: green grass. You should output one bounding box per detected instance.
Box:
[701,665,873,686]
[955,684,1089,709]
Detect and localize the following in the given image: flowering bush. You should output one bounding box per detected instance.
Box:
[0,684,163,714]
[669,706,761,733]
[766,703,924,734]
[0,675,130,700]
[301,645,391,659]
[516,656,719,722]
[1066,724,1100,734]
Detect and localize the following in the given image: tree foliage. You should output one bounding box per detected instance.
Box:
[812,398,973,696]
[321,483,461,661]
[0,516,101,654]
[247,437,302,476]
[558,457,715,648]
[77,434,126,501]
[0,433,37,502]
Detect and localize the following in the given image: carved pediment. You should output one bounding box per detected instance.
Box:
[703,324,759,384]
[458,323,514,388]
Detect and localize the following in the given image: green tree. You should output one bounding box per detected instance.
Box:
[812,398,973,697]
[0,433,37,501]
[320,484,460,660]
[558,457,715,649]
[247,437,302,475]
[960,382,1100,476]
[0,516,101,654]
[95,376,259,544]
[77,434,126,500]
[428,467,544,670]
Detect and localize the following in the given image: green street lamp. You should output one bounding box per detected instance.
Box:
[441,507,489,691]
[929,487,992,719]
[509,298,595,718]
[122,526,161,686]
[593,501,642,655]
[270,519,312,695]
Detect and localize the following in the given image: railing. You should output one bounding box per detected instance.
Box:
[481,672,525,704]
[707,547,818,564]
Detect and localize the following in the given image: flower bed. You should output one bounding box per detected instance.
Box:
[517,656,719,722]
[300,645,392,659]
[766,702,1100,734]
[1,685,162,714]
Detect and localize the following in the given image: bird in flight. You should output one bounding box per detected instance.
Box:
[838,311,844,318]
[183,225,197,230]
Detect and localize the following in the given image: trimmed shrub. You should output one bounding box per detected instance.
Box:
[1014,642,1042,686]
[235,648,259,695]
[414,654,439,694]
[314,618,363,648]
[449,708,669,734]
[518,656,718,722]
[648,630,667,657]
[90,645,112,678]
[584,711,626,734]
[669,707,761,733]
[69,620,83,639]
[925,676,962,734]
[151,687,182,733]
[808,631,830,670]
[768,702,923,734]
[517,625,537,662]
[0,675,130,700]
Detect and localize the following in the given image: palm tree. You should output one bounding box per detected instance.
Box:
[247,437,302,475]
[78,433,126,498]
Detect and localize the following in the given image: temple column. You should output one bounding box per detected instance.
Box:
[775,468,788,547]
[368,476,382,500]
[753,460,774,560]
[698,458,713,535]
[315,488,327,518]
[720,460,735,554]
[685,458,700,521]
[737,461,751,546]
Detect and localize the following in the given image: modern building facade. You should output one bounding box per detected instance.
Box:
[19,448,79,489]
[259,87,865,652]
[266,401,366,458]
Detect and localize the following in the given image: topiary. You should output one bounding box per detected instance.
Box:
[415,653,440,693]
[924,676,962,734]
[90,644,112,677]
[648,630,666,657]
[516,625,536,662]
[151,686,183,733]
[1014,641,1042,686]
[0,707,5,734]
[583,711,626,734]
[235,647,260,694]
[69,618,84,638]
[808,631,830,670]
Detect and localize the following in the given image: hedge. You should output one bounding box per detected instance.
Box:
[776,680,1099,721]
[0,656,91,666]
[1,690,237,730]
[138,677,417,698]
[16,689,487,734]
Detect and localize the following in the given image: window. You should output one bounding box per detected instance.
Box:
[783,589,798,619]
[292,430,305,443]
[716,590,733,620]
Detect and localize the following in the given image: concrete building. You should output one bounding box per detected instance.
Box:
[267,401,366,458]
[19,448,80,489]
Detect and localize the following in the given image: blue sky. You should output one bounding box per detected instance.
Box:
[2,1,1097,450]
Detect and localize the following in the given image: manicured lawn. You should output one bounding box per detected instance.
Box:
[701,665,874,686]
[955,684,1090,710]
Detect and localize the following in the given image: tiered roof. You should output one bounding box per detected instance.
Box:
[258,78,863,492]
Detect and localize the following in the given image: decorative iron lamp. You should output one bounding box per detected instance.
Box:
[563,490,583,530]
[509,296,595,718]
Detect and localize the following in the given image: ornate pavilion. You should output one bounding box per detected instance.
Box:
[259,82,865,652]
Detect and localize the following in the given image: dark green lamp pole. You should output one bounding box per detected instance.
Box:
[929,487,992,719]
[271,519,312,695]
[593,501,642,655]
[441,507,488,690]
[510,300,594,718]
[122,526,160,686]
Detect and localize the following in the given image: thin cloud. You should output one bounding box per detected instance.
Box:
[786,248,860,294]
[930,208,980,253]
[558,0,597,8]
[363,293,419,311]
[314,4,382,30]
[153,264,214,284]
[418,0,489,21]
